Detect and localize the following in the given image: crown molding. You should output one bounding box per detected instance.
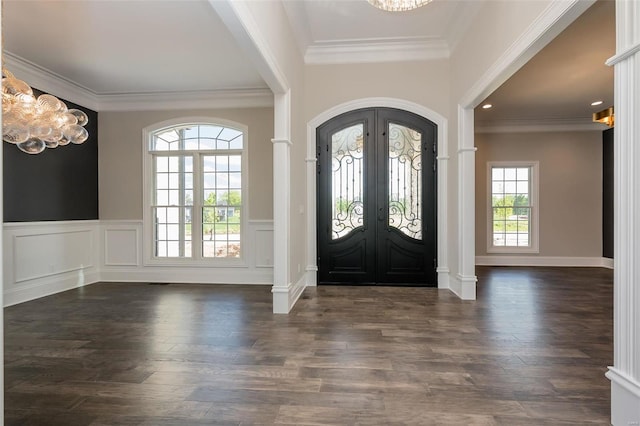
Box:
[4,52,100,111]
[98,88,273,111]
[458,0,595,108]
[3,52,273,112]
[475,117,610,133]
[305,37,449,64]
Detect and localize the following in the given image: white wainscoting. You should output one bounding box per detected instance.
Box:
[3,221,101,307]
[100,219,274,285]
[3,219,274,307]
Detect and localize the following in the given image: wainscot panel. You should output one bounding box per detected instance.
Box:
[100,220,273,284]
[3,220,274,306]
[3,221,101,306]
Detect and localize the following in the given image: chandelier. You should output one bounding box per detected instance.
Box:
[367,0,432,12]
[2,68,89,154]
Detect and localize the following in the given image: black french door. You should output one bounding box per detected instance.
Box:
[317,108,437,286]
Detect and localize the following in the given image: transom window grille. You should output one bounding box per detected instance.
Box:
[148,123,244,259]
[489,162,538,252]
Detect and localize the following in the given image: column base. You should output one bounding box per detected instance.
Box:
[271,274,306,314]
[450,273,477,300]
[607,367,640,425]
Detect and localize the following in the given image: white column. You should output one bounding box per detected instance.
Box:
[605,1,640,424]
[305,154,318,287]
[455,106,477,300]
[437,152,450,290]
[271,91,293,314]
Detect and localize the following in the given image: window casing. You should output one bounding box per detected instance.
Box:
[487,161,539,253]
[143,119,247,264]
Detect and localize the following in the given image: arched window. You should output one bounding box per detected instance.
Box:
[143,119,246,262]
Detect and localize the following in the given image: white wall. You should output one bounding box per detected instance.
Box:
[475,130,605,265]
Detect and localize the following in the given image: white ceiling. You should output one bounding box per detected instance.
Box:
[2,0,615,125]
[476,0,615,129]
[283,0,482,58]
[3,0,268,95]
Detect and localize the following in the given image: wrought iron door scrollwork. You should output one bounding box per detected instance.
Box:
[388,123,422,240]
[331,124,364,239]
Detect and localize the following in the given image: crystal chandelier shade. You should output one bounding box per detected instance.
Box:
[367,0,432,12]
[2,68,89,154]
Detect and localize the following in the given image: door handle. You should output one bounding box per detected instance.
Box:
[378,207,384,221]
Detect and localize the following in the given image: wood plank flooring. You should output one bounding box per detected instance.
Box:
[4,266,613,425]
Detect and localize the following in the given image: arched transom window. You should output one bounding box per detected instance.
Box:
[146,121,245,260]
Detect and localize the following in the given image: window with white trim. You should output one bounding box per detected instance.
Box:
[488,162,538,253]
[146,121,245,260]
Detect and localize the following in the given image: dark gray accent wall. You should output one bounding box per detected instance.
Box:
[3,90,98,222]
[603,128,614,259]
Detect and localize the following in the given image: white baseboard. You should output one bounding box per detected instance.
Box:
[602,257,614,269]
[476,256,614,269]
[289,274,306,309]
[305,265,318,287]
[449,273,477,300]
[437,267,450,289]
[4,270,100,307]
[607,367,640,425]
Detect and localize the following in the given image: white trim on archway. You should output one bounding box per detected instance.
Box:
[305,97,450,290]
[454,0,596,300]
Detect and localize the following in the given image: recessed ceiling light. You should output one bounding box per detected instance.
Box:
[591,101,603,106]
[482,104,492,109]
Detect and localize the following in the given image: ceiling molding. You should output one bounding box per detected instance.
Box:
[459,0,595,108]
[444,1,486,54]
[305,38,449,64]
[208,0,291,95]
[4,52,100,111]
[281,1,312,57]
[475,117,610,133]
[3,52,273,112]
[98,89,273,112]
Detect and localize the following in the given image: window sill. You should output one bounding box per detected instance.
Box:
[487,246,539,254]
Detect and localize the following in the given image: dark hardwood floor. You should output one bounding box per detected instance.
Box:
[4,266,612,425]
